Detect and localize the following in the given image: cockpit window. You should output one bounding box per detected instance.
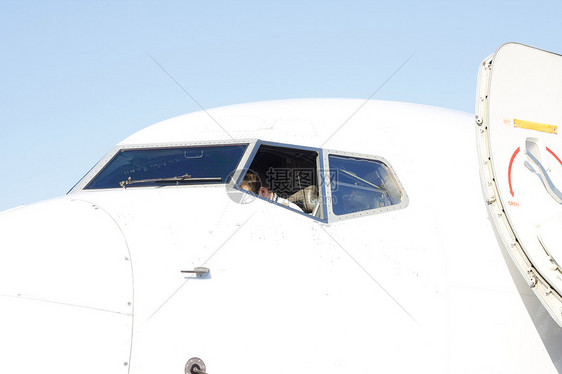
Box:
[85,145,247,189]
[329,155,403,216]
[241,143,323,219]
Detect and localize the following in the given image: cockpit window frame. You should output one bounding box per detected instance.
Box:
[233,139,328,223]
[69,138,408,223]
[322,148,409,222]
[69,139,257,193]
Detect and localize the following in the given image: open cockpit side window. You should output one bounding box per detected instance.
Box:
[240,143,324,220]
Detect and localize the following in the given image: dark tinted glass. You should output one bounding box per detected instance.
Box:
[86,145,247,189]
[329,155,402,215]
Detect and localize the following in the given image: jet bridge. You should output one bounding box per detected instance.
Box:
[476,43,562,327]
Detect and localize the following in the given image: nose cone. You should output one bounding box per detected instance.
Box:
[0,198,133,373]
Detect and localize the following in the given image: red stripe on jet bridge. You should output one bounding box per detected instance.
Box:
[508,147,520,197]
[546,147,562,166]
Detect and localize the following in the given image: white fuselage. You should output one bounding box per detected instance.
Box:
[0,99,560,373]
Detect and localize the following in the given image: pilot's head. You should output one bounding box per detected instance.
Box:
[241,170,273,199]
[240,171,261,194]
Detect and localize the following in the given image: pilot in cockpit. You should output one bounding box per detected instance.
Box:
[240,171,303,212]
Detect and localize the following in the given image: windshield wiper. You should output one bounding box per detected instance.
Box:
[119,173,222,188]
[339,169,383,190]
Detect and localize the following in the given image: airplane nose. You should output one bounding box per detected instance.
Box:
[0,197,133,373]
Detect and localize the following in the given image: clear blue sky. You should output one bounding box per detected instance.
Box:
[1,0,561,211]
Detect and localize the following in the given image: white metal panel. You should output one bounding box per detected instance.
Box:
[0,198,133,373]
[0,296,132,374]
[0,198,133,314]
[126,198,428,373]
[481,43,562,326]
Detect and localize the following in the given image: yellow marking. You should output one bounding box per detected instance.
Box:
[514,119,558,134]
